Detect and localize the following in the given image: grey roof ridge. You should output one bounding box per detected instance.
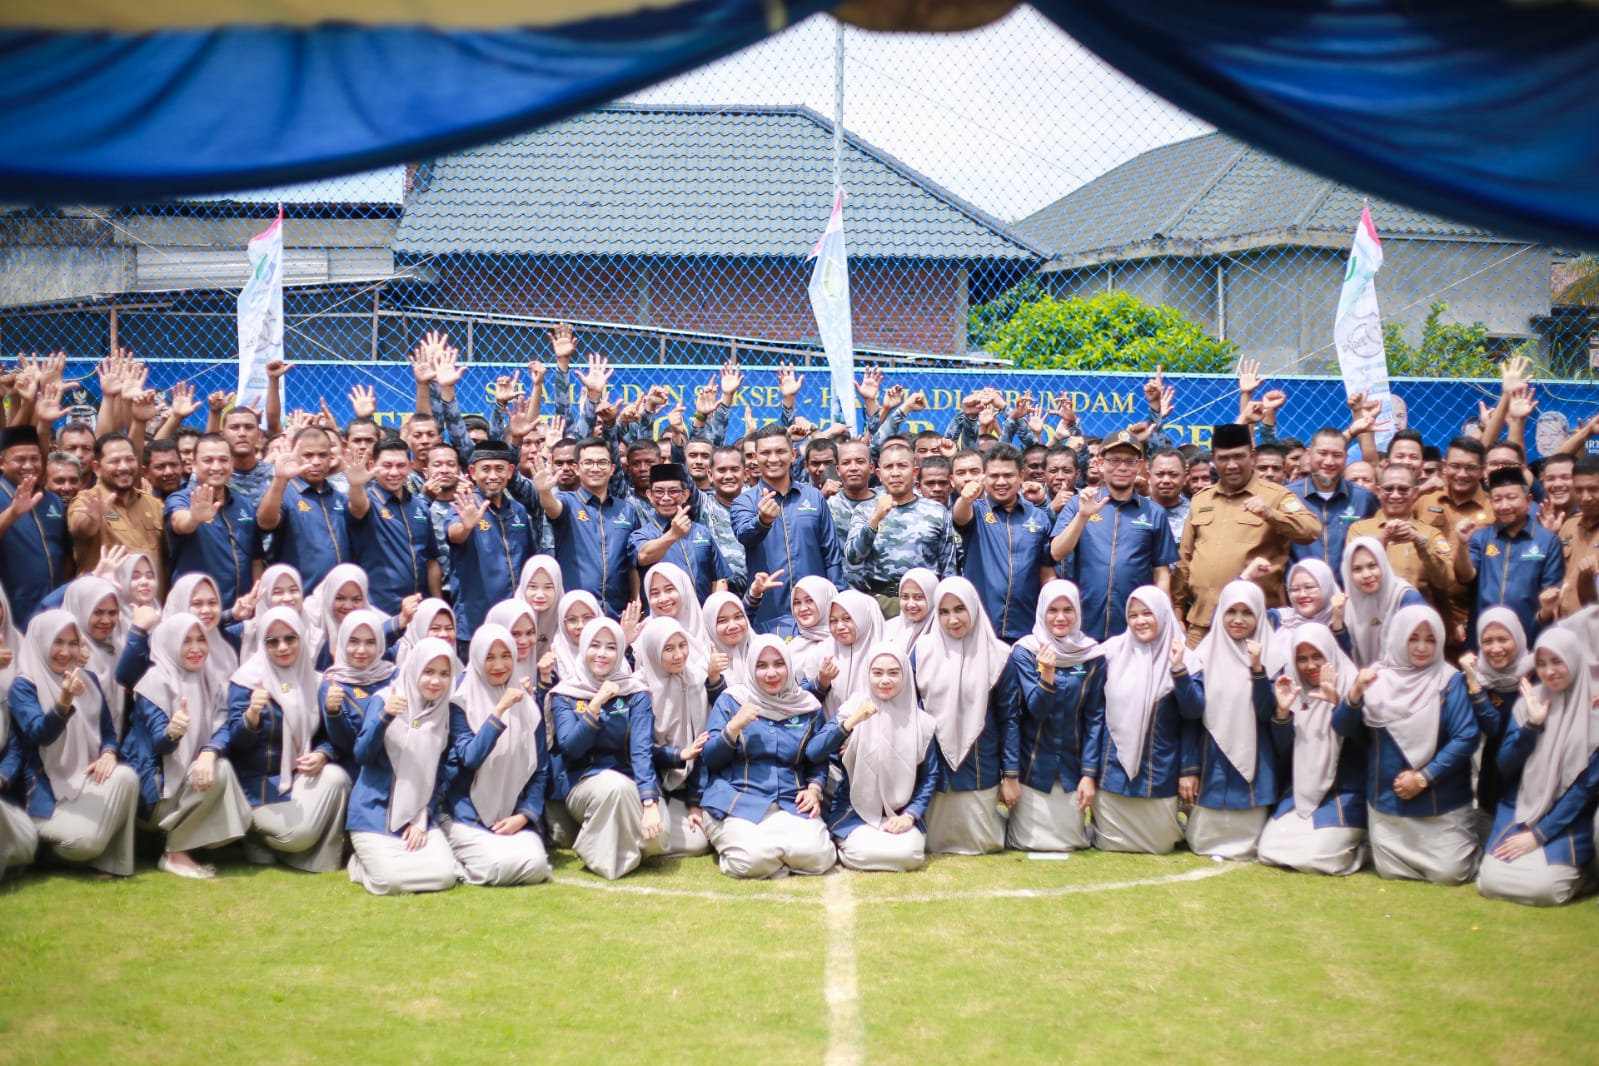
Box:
[1292,168,1340,230]
[1159,132,1251,241]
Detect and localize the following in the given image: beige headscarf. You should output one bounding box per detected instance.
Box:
[643,562,707,672]
[1342,536,1416,667]
[635,617,709,791]
[1361,605,1458,770]
[134,612,224,800]
[1100,586,1179,781]
[550,619,647,703]
[914,577,1013,769]
[228,606,320,795]
[63,575,128,735]
[884,568,940,655]
[377,636,459,833]
[322,609,398,689]
[552,590,602,682]
[164,573,240,693]
[485,600,540,687]
[1513,628,1599,829]
[454,624,540,826]
[818,590,886,717]
[837,644,935,830]
[702,591,755,692]
[20,610,105,803]
[1186,580,1271,783]
[517,555,564,662]
[1282,623,1357,818]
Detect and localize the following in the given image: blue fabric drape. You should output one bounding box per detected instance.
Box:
[3,1,1599,247]
[0,1,832,202]
[1032,0,1599,247]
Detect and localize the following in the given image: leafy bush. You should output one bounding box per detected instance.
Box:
[1382,301,1500,377]
[984,289,1235,372]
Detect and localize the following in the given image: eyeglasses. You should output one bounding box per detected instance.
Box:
[652,486,685,497]
[577,459,611,470]
[1378,485,1413,495]
[1101,456,1139,468]
[1443,462,1481,473]
[264,635,300,648]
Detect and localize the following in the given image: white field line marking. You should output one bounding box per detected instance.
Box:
[863,862,1242,904]
[546,874,818,903]
[823,873,864,1066]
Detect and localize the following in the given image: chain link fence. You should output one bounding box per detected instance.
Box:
[2,7,1596,448]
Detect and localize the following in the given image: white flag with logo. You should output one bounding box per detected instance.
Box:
[1334,205,1395,450]
[807,189,856,433]
[236,206,284,412]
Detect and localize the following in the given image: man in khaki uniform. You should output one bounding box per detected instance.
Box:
[1174,423,1322,646]
[67,432,166,588]
[1348,463,1453,615]
[1556,454,1599,618]
[1415,436,1492,643]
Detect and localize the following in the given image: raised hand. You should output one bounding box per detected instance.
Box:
[818,655,839,687]
[2,475,43,519]
[855,367,882,404]
[166,697,191,741]
[1239,555,1273,581]
[207,389,233,414]
[903,390,929,414]
[1350,666,1379,703]
[882,383,907,410]
[93,542,129,582]
[347,383,377,419]
[528,451,557,494]
[959,478,984,504]
[843,698,879,731]
[756,489,781,525]
[1315,666,1341,706]
[1507,384,1537,421]
[749,568,786,600]
[694,379,720,417]
[1501,353,1531,394]
[730,702,762,734]
[432,342,464,388]
[453,491,487,530]
[1236,357,1263,395]
[1261,389,1287,413]
[247,682,271,727]
[719,355,745,402]
[548,322,576,367]
[592,681,620,708]
[491,373,525,406]
[187,483,221,524]
[325,684,346,714]
[1273,675,1299,713]
[777,364,804,404]
[620,600,644,646]
[507,396,537,443]
[577,352,612,401]
[384,691,409,721]
[1456,651,1480,688]
[132,604,161,631]
[1169,639,1187,670]
[343,444,374,488]
[397,594,422,628]
[1143,365,1165,409]
[494,685,528,716]
[1036,644,1057,685]
[1454,517,1478,545]
[1245,639,1263,671]
[706,651,729,685]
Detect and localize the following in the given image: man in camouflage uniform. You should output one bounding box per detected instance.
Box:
[829,438,880,595]
[845,440,955,615]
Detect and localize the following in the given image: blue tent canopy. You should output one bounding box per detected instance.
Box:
[3,1,1599,247]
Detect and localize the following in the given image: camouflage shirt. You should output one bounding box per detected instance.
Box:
[830,490,881,592]
[844,495,956,592]
[698,493,747,594]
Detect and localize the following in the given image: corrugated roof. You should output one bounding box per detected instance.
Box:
[1017,132,1504,257]
[394,104,1041,260]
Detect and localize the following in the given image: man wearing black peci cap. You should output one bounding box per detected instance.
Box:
[1173,423,1322,647]
[1451,464,1564,649]
[631,462,729,602]
[0,424,71,624]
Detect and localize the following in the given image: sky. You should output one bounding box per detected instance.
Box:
[628,6,1210,223]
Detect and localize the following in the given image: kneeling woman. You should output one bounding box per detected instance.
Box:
[1003,580,1103,853]
[346,637,463,894]
[824,644,939,872]
[1185,581,1282,860]
[1088,587,1203,855]
[1256,624,1368,876]
[700,636,849,878]
[1335,605,1480,885]
[1476,629,1599,906]
[226,608,351,872]
[8,610,139,876]
[551,619,662,880]
[439,625,549,887]
[916,577,1014,855]
[127,613,253,878]
[635,617,724,858]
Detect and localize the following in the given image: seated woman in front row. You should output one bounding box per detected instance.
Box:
[1476,629,1599,906]
[126,612,252,879]
[1087,587,1202,855]
[700,636,862,879]
[8,610,140,877]
[550,619,661,881]
[346,636,464,895]
[1335,604,1480,886]
[226,608,351,873]
[825,644,939,873]
[439,624,549,887]
[1256,623,1368,876]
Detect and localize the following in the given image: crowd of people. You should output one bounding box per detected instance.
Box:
[0,335,1596,907]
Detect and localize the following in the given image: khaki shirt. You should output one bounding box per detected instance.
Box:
[1415,487,1492,628]
[68,484,166,588]
[1175,475,1323,630]
[1348,514,1454,608]
[1556,513,1599,617]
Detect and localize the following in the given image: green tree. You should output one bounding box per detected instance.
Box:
[1381,301,1500,377]
[984,289,1235,372]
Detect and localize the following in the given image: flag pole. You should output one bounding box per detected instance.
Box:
[832,20,845,195]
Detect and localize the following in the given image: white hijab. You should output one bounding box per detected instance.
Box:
[378,636,459,833]
[113,550,161,622]
[819,590,886,717]
[134,613,224,800]
[725,635,821,722]
[914,577,1014,769]
[1361,605,1458,769]
[454,624,540,826]
[229,606,320,795]
[1342,536,1416,667]
[1473,608,1534,693]
[1100,586,1179,781]
[1270,559,1338,675]
[394,598,455,670]
[1016,579,1104,667]
[552,590,602,683]
[787,575,838,668]
[550,618,648,703]
[703,591,755,692]
[1283,622,1357,818]
[643,562,707,671]
[322,609,398,690]
[164,573,239,693]
[635,617,709,791]
[20,610,105,803]
[63,576,128,735]
[1186,580,1270,783]
[240,563,304,659]
[308,563,371,661]
[884,568,940,655]
[518,555,564,663]
[485,599,540,687]
[838,644,935,830]
[1513,629,1599,828]
[0,581,26,699]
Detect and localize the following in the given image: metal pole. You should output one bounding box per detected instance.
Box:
[833,20,845,195]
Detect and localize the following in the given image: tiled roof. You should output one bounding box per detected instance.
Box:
[394,104,1041,260]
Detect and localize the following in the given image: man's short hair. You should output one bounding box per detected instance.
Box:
[174,425,203,446]
[1149,447,1184,468]
[1446,436,1487,461]
[93,431,133,461]
[1540,452,1576,475]
[1187,451,1213,470]
[626,438,662,458]
[345,416,380,440]
[1386,429,1425,457]
[195,432,231,453]
[984,442,1023,469]
[575,436,612,460]
[1310,426,1346,449]
[1573,455,1599,478]
[713,445,744,464]
[426,441,461,465]
[143,437,180,465]
[913,431,944,450]
[918,455,952,476]
[1380,463,1417,485]
[59,420,95,440]
[1488,440,1527,463]
[1256,443,1288,462]
[753,422,790,444]
[878,440,913,462]
[373,437,411,461]
[46,451,81,472]
[292,426,331,447]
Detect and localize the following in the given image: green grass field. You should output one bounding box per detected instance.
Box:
[3,846,1597,1064]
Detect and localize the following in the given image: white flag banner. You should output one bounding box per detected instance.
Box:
[1334,205,1395,451]
[236,207,284,413]
[807,189,856,433]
